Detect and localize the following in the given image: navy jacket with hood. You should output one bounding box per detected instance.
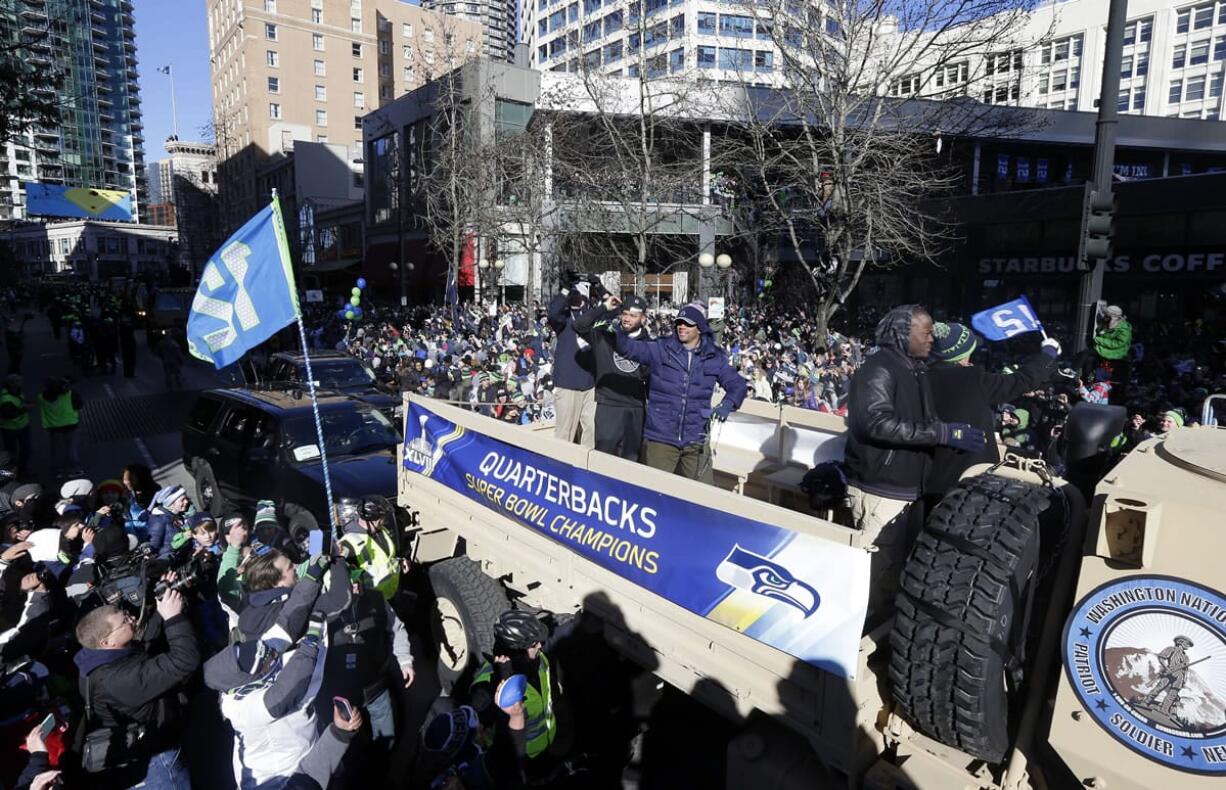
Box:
[546,292,595,391]
[614,310,747,448]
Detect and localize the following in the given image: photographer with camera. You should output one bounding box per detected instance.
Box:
[547,271,598,448]
[572,293,652,461]
[73,585,199,788]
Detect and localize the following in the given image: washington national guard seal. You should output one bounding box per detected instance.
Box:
[1063,575,1226,775]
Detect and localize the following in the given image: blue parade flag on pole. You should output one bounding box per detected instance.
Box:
[970,296,1047,341]
[186,198,300,368]
[186,194,339,538]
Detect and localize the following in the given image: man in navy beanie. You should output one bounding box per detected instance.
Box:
[612,302,746,483]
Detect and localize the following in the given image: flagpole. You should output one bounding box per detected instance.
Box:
[166,64,179,138]
[273,188,338,541]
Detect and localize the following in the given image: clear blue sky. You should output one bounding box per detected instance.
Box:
[133,0,214,162]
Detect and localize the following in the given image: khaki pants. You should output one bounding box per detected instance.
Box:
[848,486,911,617]
[553,387,596,448]
[643,440,714,484]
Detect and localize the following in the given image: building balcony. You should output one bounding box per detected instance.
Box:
[90,10,105,23]
[20,7,48,20]
[127,67,138,79]
[97,95,113,106]
[34,126,59,138]
[123,27,134,39]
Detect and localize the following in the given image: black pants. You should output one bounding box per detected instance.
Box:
[594,403,644,461]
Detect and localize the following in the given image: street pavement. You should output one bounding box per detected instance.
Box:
[8,307,239,497]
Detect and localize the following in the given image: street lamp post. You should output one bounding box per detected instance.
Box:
[478,258,489,305]
[698,252,714,301]
[494,258,505,306]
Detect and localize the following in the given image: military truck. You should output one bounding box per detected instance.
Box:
[397,392,1226,788]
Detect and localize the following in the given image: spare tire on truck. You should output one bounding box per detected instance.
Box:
[428,557,509,693]
[888,473,1052,764]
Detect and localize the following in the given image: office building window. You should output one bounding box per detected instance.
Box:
[697,11,715,33]
[671,13,684,37]
[1132,87,1146,110]
[313,33,325,50]
[264,0,276,12]
[605,10,623,34]
[402,23,413,37]
[269,103,282,119]
[316,109,328,126]
[754,50,772,71]
[380,62,390,76]
[267,76,279,93]
[354,91,365,108]
[315,84,327,100]
[718,47,751,70]
[1174,45,1186,68]
[403,44,413,59]
[1194,3,1214,29]
[352,42,362,57]
[1178,9,1190,33]
[1214,35,1226,61]
[312,8,322,23]
[1136,51,1148,75]
[266,50,279,66]
[379,40,390,55]
[1070,67,1080,88]
[317,134,328,143]
[1123,20,1136,45]
[719,14,754,38]
[1117,89,1130,111]
[351,18,361,32]
[603,40,622,62]
[1169,79,1183,103]
[354,115,363,130]
[669,47,684,72]
[314,59,326,76]
[423,28,433,44]
[697,44,715,68]
[404,64,414,80]
[1052,70,1067,90]
[1211,73,1224,97]
[353,67,364,81]
[265,23,277,41]
[1186,74,1206,100]
[1191,39,1210,65]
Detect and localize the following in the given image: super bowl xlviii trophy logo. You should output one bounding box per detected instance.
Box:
[404,414,436,472]
[1062,576,1226,775]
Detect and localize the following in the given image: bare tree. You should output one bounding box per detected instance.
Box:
[715,0,1048,337]
[0,20,63,147]
[542,13,717,300]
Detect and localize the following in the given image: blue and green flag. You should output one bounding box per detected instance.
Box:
[187,197,300,368]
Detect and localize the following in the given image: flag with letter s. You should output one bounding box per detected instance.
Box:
[186,198,300,368]
[970,296,1043,341]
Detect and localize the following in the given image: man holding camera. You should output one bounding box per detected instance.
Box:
[547,272,598,448]
[73,588,199,788]
[572,293,652,460]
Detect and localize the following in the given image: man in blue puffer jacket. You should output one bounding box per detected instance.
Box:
[613,303,747,483]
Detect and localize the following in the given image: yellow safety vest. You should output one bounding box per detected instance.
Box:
[337,528,399,600]
[38,392,79,430]
[473,654,556,758]
[0,392,29,430]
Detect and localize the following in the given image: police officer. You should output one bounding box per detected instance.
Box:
[38,376,83,477]
[470,610,573,782]
[0,375,31,478]
[572,294,651,461]
[337,496,404,601]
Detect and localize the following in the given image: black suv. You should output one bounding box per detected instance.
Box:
[182,387,402,543]
[264,351,398,414]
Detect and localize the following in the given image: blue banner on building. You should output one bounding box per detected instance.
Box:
[403,400,871,678]
[1016,157,1030,182]
[997,154,1010,179]
[23,182,133,221]
[1036,158,1049,182]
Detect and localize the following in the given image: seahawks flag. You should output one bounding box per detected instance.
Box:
[186,197,300,368]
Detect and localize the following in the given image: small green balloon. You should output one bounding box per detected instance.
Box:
[350,295,361,306]
[345,310,355,320]
[351,287,361,296]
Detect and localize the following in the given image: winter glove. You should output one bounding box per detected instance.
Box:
[305,553,331,584]
[712,401,735,422]
[1040,337,1062,358]
[937,422,988,453]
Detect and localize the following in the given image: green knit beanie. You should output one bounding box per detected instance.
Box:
[931,322,977,363]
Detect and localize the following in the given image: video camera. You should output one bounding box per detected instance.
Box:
[94,543,209,615]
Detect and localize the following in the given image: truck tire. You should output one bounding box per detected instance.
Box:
[193,463,228,517]
[428,557,508,694]
[888,474,1050,764]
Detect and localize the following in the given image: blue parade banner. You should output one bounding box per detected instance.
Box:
[403,400,871,678]
[971,296,1044,341]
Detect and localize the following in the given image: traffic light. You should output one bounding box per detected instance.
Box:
[1078,188,1117,270]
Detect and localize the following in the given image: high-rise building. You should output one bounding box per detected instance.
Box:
[0,0,148,222]
[886,0,1226,123]
[207,0,483,233]
[165,138,221,272]
[148,158,172,205]
[524,0,833,81]
[423,0,516,62]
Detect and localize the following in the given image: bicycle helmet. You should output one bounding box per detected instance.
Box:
[493,609,549,650]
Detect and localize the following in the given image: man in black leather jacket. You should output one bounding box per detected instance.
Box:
[843,305,987,616]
